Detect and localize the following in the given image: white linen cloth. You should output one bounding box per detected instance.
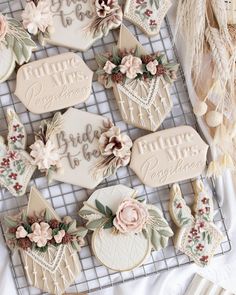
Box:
[0,2,236,295]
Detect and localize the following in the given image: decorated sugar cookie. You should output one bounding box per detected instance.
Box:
[0,14,36,83]
[169,180,223,267]
[0,109,36,196]
[30,108,132,188]
[22,0,122,50]
[130,125,209,187]
[96,25,178,131]
[4,187,87,294]
[79,185,173,271]
[15,53,93,114]
[124,0,172,36]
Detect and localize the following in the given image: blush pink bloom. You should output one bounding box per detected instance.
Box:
[28,222,52,247]
[146,60,158,75]
[54,229,65,244]
[15,226,28,239]
[22,0,53,35]
[120,55,143,79]
[113,198,148,233]
[103,60,116,74]
[0,14,8,42]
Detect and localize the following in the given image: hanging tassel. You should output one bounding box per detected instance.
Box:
[220,153,235,170]
[206,160,222,178]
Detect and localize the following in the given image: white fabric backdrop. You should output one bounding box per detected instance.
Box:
[1,2,236,295]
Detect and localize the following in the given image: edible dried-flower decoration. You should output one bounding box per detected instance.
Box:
[30,113,62,181]
[5,209,87,253]
[21,0,54,46]
[0,14,36,83]
[96,46,178,88]
[79,192,173,251]
[89,0,122,38]
[92,119,132,178]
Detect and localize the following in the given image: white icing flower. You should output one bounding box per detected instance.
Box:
[146,60,158,75]
[120,54,143,79]
[30,139,60,170]
[28,222,52,247]
[54,229,65,244]
[103,60,116,74]
[0,14,8,42]
[22,0,53,35]
[15,226,28,239]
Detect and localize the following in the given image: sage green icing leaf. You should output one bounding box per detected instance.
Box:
[4,216,18,227]
[23,38,36,47]
[67,220,77,233]
[44,209,52,222]
[86,217,106,230]
[13,40,23,64]
[21,210,28,223]
[79,210,96,217]
[105,206,113,217]
[151,229,161,250]
[158,229,173,237]
[103,216,114,229]
[95,54,109,67]
[95,199,106,215]
[160,236,167,248]
[76,226,88,237]
[5,34,14,48]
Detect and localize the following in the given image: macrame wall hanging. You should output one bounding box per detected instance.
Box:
[175,0,236,178]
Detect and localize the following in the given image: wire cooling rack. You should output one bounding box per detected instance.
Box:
[0,0,232,294]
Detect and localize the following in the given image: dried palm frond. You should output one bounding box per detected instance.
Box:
[205,25,230,84]
[210,0,232,49]
[175,0,207,79]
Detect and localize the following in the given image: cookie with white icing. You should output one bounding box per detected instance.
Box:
[169,180,224,267]
[15,53,93,114]
[130,125,209,187]
[4,187,87,295]
[0,14,36,83]
[21,0,122,51]
[79,184,173,271]
[30,108,132,189]
[124,0,172,36]
[96,24,178,131]
[0,109,36,196]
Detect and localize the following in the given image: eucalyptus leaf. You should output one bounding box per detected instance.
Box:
[151,229,161,251]
[86,217,106,230]
[158,229,173,237]
[105,206,113,217]
[13,40,23,65]
[160,236,167,248]
[79,210,95,216]
[95,199,106,215]
[4,216,18,227]
[76,226,88,238]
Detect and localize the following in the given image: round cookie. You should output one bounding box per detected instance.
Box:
[79,185,173,271]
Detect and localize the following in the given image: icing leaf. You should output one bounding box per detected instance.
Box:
[95,199,106,215]
[148,209,170,227]
[79,210,96,216]
[103,216,115,229]
[4,216,18,227]
[150,228,161,250]
[76,226,88,238]
[105,206,113,217]
[86,217,106,230]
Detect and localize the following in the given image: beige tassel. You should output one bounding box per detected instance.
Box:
[206,160,222,178]
[220,153,235,170]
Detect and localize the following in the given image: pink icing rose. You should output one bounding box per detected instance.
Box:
[120,55,143,79]
[103,60,116,74]
[113,198,148,233]
[15,226,28,239]
[0,14,8,42]
[146,60,158,75]
[28,222,52,247]
[54,229,65,244]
